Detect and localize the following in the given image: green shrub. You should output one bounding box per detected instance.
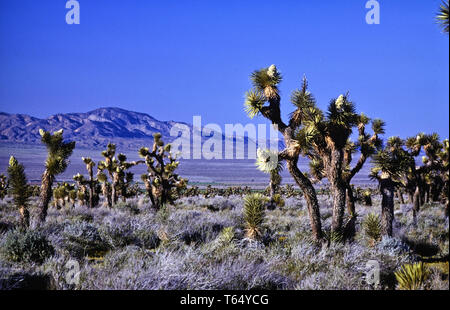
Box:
[1,229,54,263]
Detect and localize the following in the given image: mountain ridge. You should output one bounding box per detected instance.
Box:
[0,107,188,149]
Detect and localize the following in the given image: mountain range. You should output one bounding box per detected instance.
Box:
[0,107,281,152]
[0,108,192,149]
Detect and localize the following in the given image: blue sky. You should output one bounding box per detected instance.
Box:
[0,0,448,139]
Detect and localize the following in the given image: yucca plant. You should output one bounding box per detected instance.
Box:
[7,156,31,228]
[437,0,449,34]
[139,133,187,210]
[0,174,8,200]
[362,213,382,242]
[243,193,266,240]
[38,129,75,223]
[395,262,429,290]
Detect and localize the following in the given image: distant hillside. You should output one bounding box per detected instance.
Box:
[0,107,189,149]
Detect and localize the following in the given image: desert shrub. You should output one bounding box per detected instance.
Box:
[395,262,429,290]
[62,222,110,258]
[362,213,382,242]
[377,236,411,255]
[1,229,54,264]
[134,229,161,249]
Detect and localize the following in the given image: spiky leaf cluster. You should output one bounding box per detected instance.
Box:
[437,0,449,33]
[39,129,75,175]
[7,156,31,208]
[243,193,266,240]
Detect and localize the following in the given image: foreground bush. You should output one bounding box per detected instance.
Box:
[1,229,54,263]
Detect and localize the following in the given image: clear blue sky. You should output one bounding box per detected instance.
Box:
[0,0,448,139]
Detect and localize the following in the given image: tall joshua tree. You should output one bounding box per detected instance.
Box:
[370,137,412,237]
[244,66,383,238]
[38,129,75,223]
[437,0,449,33]
[8,156,31,228]
[244,66,323,240]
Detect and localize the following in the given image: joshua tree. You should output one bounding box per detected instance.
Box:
[244,66,384,239]
[370,137,412,236]
[52,182,76,209]
[342,115,384,235]
[243,193,266,240]
[256,148,283,209]
[0,174,8,200]
[97,144,141,206]
[244,66,322,240]
[437,0,449,33]
[139,133,187,210]
[81,157,98,208]
[38,129,76,223]
[7,156,31,228]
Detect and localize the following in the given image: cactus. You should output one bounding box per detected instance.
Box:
[7,156,31,228]
[139,133,187,210]
[0,174,8,200]
[38,129,75,223]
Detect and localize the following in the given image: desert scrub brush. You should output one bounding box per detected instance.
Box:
[395,262,429,290]
[362,213,382,243]
[243,193,266,240]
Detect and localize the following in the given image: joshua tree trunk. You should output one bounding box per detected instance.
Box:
[38,170,54,223]
[328,148,346,234]
[344,184,357,239]
[88,169,95,208]
[286,158,323,240]
[380,176,395,237]
[112,173,119,205]
[102,183,112,208]
[267,177,277,210]
[331,183,346,233]
[143,178,156,207]
[397,189,405,204]
[19,205,30,228]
